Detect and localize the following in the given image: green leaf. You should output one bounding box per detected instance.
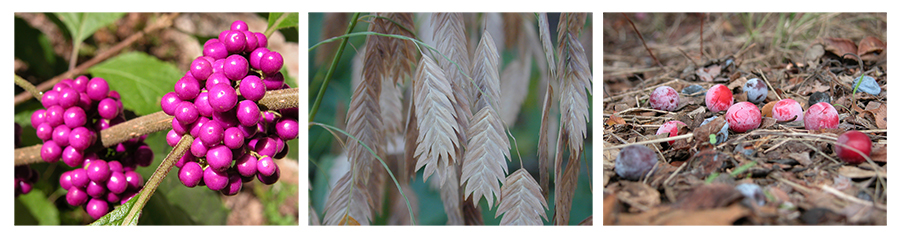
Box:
[16,190,60,225]
[87,52,182,116]
[54,13,125,44]
[90,190,141,226]
[267,12,299,33]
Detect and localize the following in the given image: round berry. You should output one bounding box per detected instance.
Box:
[174,76,201,101]
[171,117,191,135]
[203,167,229,191]
[257,156,277,177]
[194,92,214,117]
[204,38,221,48]
[255,137,280,158]
[212,59,225,73]
[63,106,87,128]
[41,90,59,108]
[134,145,154,167]
[208,83,238,112]
[107,159,123,172]
[207,145,234,173]
[62,146,84,168]
[179,161,204,188]
[656,120,685,145]
[235,153,258,177]
[35,123,53,141]
[241,31,258,52]
[223,54,249,81]
[772,99,803,122]
[725,101,762,133]
[70,168,90,189]
[85,198,109,220]
[31,109,47,129]
[107,171,128,194]
[66,187,89,206]
[52,125,71,147]
[222,30,247,53]
[190,117,209,138]
[205,72,231,89]
[204,41,228,60]
[86,78,110,101]
[175,101,200,125]
[97,98,119,119]
[86,180,107,198]
[213,108,240,128]
[262,72,285,91]
[176,152,195,168]
[255,32,268,48]
[68,126,94,151]
[257,166,280,185]
[124,171,144,191]
[45,105,65,127]
[743,78,768,104]
[614,145,658,181]
[804,102,839,131]
[224,127,245,149]
[190,57,213,80]
[275,118,299,140]
[58,87,80,108]
[222,174,243,196]
[249,48,270,70]
[239,75,266,102]
[160,92,183,116]
[41,140,62,163]
[86,159,111,183]
[236,100,261,127]
[191,139,208,158]
[60,171,74,190]
[259,51,283,75]
[72,76,89,92]
[199,120,224,146]
[649,86,679,111]
[705,84,733,113]
[835,130,872,164]
[230,20,249,31]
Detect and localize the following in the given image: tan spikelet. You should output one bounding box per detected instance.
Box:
[387,182,419,225]
[554,147,582,225]
[381,79,404,139]
[413,55,461,182]
[381,13,418,84]
[499,55,531,125]
[502,13,523,49]
[496,168,548,225]
[437,164,465,224]
[460,30,509,210]
[538,13,557,82]
[556,13,592,155]
[462,196,484,225]
[316,13,350,67]
[323,172,374,225]
[431,13,473,145]
[402,100,418,181]
[537,84,553,200]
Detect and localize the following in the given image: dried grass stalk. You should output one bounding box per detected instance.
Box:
[431,12,473,145]
[460,31,509,209]
[323,171,374,225]
[554,149,582,225]
[556,13,592,155]
[463,196,484,225]
[496,168,549,225]
[537,85,554,200]
[413,55,461,182]
[387,182,419,225]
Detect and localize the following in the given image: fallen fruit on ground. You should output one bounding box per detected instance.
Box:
[705,84,733,113]
[835,130,872,164]
[725,101,761,133]
[804,102,839,131]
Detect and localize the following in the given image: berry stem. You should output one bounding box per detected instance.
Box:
[13,13,179,106]
[13,74,42,103]
[14,88,298,166]
[123,134,193,224]
[309,12,360,124]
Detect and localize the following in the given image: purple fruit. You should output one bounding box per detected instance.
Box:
[614,145,658,181]
[743,78,768,104]
[85,198,109,220]
[203,167,229,191]
[179,161,203,188]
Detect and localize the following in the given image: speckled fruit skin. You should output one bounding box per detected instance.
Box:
[614,145,658,181]
[656,120,686,144]
[743,78,768,104]
[804,102,839,131]
[835,130,871,164]
[772,98,803,122]
[649,86,679,111]
[705,84,733,113]
[725,101,761,133]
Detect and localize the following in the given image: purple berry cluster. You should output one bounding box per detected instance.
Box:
[162,20,298,195]
[31,76,151,220]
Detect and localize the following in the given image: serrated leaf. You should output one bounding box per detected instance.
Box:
[267,13,299,32]
[90,190,142,226]
[87,52,182,116]
[17,189,60,225]
[54,12,125,44]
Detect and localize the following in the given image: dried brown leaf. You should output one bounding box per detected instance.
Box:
[496,169,548,225]
[413,55,461,182]
[822,38,859,60]
[323,172,374,225]
[857,36,885,62]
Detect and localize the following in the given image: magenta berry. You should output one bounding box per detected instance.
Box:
[239,75,266,102]
[835,130,872,164]
[208,83,238,112]
[804,102,839,131]
[224,54,249,80]
[259,51,283,75]
[249,48,270,69]
[86,78,110,101]
[772,98,803,122]
[203,167,229,191]
[614,145,658,181]
[656,120,685,145]
[66,187,89,206]
[85,198,109,220]
[204,41,228,59]
[649,86,679,111]
[190,57,213,80]
[705,84,733,113]
[230,20,249,31]
[725,101,762,133]
[743,78,768,104]
[179,161,203,188]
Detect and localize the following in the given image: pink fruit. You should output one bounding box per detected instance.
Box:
[804,102,839,131]
[772,98,803,122]
[705,84,733,113]
[725,101,761,133]
[835,130,871,164]
[656,120,686,144]
[649,86,679,111]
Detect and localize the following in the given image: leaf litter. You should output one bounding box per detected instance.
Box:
[603,13,886,225]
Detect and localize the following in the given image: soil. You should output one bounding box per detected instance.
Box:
[602,13,886,225]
